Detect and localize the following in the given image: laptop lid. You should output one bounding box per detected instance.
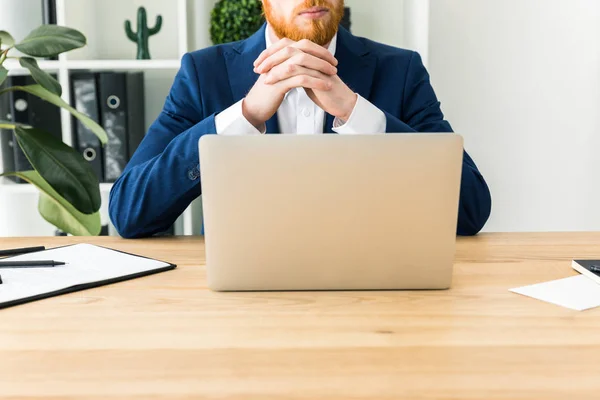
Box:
[199,133,463,291]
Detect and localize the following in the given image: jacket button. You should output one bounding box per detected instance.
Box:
[188,168,199,181]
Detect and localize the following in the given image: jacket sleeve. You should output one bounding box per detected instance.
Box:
[383,52,492,236]
[109,53,213,239]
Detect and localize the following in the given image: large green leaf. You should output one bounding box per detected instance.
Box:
[19,57,61,96]
[0,66,7,87]
[0,170,101,236]
[0,85,107,144]
[0,31,15,47]
[13,126,101,215]
[14,25,86,58]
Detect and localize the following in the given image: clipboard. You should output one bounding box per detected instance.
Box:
[0,243,177,310]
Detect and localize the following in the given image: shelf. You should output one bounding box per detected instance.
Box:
[4,59,62,72]
[0,0,193,237]
[66,59,182,70]
[0,178,198,237]
[3,59,182,73]
[0,181,114,193]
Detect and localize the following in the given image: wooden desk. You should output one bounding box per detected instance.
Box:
[2,233,600,399]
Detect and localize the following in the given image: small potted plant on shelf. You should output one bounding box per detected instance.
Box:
[210,0,265,45]
[0,25,108,236]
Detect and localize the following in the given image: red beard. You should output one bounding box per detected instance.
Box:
[263,0,345,46]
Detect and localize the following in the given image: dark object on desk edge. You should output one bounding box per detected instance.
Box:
[0,246,46,257]
[0,274,2,284]
[588,265,600,273]
[0,260,65,268]
[572,259,600,285]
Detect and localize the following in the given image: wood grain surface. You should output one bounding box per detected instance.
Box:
[1,233,600,399]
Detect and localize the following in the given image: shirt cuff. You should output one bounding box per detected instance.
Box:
[332,94,387,134]
[215,99,266,135]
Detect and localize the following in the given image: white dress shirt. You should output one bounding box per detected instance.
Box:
[215,25,386,135]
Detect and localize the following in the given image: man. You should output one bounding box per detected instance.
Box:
[109,0,492,239]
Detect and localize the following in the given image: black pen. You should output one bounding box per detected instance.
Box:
[590,265,600,273]
[0,260,65,268]
[0,246,46,257]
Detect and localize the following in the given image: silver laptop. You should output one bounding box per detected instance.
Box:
[198,133,463,291]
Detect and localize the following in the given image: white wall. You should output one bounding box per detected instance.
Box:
[345,0,405,48]
[429,0,600,232]
[403,0,429,66]
[191,0,218,49]
[0,0,45,56]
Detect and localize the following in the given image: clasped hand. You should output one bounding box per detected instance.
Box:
[242,38,358,131]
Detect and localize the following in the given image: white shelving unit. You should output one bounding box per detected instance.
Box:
[0,0,202,237]
[0,181,115,194]
[3,59,182,72]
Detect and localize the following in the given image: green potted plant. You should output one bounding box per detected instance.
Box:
[210,0,265,45]
[0,25,108,236]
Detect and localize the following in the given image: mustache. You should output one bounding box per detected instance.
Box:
[263,0,344,46]
[294,0,332,13]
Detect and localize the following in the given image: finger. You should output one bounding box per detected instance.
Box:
[265,64,330,85]
[262,51,338,80]
[254,38,295,68]
[291,39,338,67]
[256,39,338,74]
[289,52,337,75]
[277,74,333,93]
[255,45,304,74]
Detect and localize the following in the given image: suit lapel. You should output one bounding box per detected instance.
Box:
[224,24,281,134]
[324,26,376,133]
[224,24,267,107]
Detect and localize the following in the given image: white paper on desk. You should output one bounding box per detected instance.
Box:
[0,243,172,306]
[510,275,600,311]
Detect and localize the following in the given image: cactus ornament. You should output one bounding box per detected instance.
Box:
[125,7,162,60]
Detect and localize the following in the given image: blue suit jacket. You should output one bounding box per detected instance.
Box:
[109,24,492,239]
